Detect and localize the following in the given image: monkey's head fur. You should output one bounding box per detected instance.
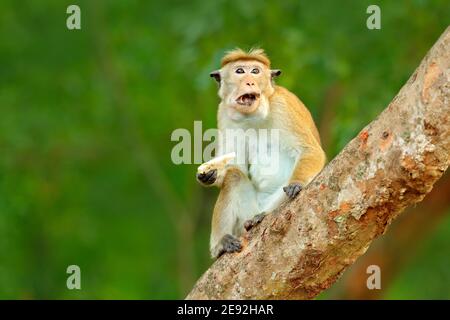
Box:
[210,48,281,116]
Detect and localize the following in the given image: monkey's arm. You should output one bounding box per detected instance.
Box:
[280,92,326,197]
[285,135,326,198]
[291,145,326,185]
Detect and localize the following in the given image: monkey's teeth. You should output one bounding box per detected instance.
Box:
[237,93,260,106]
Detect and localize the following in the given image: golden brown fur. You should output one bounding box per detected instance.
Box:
[221,48,271,68]
[269,86,325,185]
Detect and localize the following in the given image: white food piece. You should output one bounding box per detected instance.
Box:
[197,152,236,174]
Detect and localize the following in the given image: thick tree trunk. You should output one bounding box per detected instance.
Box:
[187,27,450,300]
[335,173,450,299]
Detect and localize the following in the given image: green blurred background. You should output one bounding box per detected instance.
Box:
[0,0,449,299]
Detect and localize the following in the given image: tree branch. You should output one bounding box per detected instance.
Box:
[334,173,450,299]
[187,26,450,300]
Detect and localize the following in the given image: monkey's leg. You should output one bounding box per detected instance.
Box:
[210,168,259,258]
[215,234,242,258]
[243,212,266,231]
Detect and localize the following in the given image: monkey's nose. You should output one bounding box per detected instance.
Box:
[246,82,255,86]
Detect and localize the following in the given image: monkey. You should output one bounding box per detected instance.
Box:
[196,48,326,258]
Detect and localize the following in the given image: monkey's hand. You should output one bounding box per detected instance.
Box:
[244,212,266,231]
[196,169,217,185]
[196,152,236,187]
[216,234,242,258]
[283,182,303,199]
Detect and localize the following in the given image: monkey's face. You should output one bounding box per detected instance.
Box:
[211,60,280,115]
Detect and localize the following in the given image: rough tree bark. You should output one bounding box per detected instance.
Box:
[336,173,450,299]
[187,27,450,300]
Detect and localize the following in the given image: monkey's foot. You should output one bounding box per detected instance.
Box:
[218,234,242,257]
[196,169,217,185]
[283,182,303,199]
[244,212,266,231]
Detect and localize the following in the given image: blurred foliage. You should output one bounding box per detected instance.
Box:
[385,211,450,299]
[0,0,449,299]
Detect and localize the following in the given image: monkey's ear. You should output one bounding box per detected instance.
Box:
[271,69,282,78]
[210,70,221,83]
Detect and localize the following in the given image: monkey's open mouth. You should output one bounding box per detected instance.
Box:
[236,93,260,106]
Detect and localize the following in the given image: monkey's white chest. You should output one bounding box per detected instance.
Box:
[248,143,298,212]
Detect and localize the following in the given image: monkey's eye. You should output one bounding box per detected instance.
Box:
[235,68,244,74]
[251,68,260,74]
